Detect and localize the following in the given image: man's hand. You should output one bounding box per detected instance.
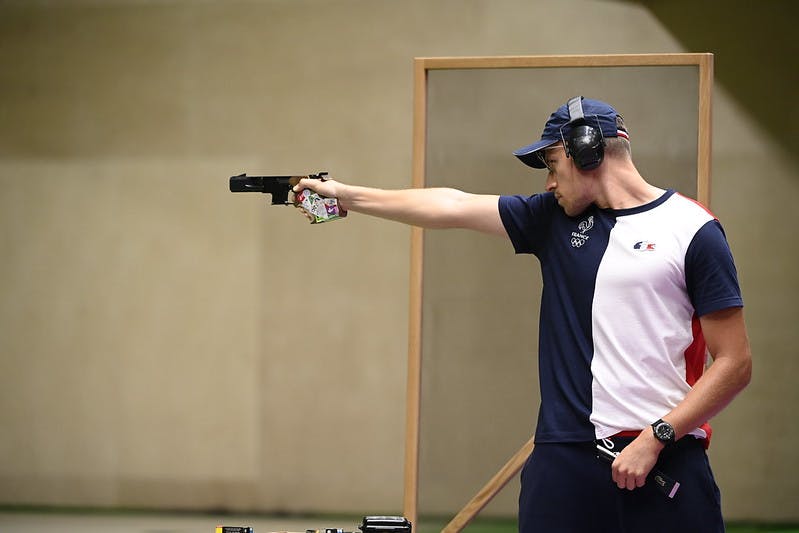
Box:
[293,176,348,209]
[611,431,664,490]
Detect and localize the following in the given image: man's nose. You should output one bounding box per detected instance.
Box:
[545,174,556,192]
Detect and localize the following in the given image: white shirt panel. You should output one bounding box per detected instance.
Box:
[589,194,714,439]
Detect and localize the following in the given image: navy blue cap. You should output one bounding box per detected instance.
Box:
[513,97,629,168]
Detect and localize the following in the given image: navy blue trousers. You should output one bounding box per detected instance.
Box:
[518,437,723,533]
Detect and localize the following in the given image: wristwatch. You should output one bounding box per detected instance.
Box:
[651,419,676,446]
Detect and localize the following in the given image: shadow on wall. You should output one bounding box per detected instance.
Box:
[631,0,799,163]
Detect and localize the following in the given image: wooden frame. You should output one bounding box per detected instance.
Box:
[403,54,714,531]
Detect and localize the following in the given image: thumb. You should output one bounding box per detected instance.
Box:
[291,176,314,193]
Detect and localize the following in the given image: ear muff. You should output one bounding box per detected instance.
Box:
[567,123,604,170]
[562,96,605,171]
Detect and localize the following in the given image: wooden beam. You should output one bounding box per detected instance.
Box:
[442,437,535,533]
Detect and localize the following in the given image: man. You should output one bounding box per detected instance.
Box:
[295,97,752,532]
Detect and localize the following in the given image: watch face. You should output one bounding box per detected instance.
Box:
[655,422,675,441]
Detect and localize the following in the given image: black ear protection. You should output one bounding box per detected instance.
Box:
[561,96,605,171]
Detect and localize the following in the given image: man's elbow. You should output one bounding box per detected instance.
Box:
[738,353,753,390]
[726,346,753,394]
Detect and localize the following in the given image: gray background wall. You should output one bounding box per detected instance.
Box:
[1,0,797,524]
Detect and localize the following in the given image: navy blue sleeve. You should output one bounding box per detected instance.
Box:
[685,219,744,316]
[498,193,556,255]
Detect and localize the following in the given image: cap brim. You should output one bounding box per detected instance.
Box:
[513,139,559,168]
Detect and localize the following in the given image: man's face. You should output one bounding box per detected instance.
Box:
[541,144,594,216]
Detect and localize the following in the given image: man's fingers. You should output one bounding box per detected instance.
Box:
[614,475,642,490]
[626,474,646,490]
[613,466,647,490]
[293,176,334,195]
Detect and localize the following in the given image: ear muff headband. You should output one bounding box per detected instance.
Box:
[567,96,586,123]
[561,96,605,171]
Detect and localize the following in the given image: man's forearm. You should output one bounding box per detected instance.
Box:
[336,185,469,229]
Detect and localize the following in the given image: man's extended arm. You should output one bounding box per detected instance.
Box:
[294,177,507,237]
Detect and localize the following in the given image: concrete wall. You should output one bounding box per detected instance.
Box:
[1,0,797,524]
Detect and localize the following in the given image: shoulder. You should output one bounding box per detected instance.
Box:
[499,192,562,225]
[499,192,558,217]
[663,192,716,227]
[498,192,560,254]
[498,192,563,233]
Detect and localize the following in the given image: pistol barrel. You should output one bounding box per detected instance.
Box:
[229,174,293,192]
[229,172,327,205]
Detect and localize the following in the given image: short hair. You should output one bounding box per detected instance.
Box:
[605,115,631,159]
